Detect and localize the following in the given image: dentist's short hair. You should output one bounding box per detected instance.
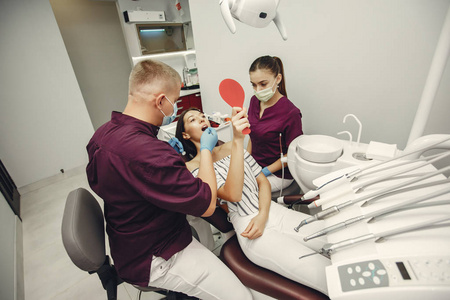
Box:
[129,59,181,95]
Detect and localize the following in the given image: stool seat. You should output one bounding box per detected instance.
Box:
[220,235,329,300]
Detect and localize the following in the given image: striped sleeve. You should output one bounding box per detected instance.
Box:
[214,161,227,189]
[191,165,226,189]
[244,150,262,177]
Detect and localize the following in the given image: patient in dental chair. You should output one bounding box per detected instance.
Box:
[175,107,331,295]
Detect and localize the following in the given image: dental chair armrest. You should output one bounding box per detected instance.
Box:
[220,236,329,300]
[202,205,234,233]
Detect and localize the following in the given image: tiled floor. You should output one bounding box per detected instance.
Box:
[20,166,224,300]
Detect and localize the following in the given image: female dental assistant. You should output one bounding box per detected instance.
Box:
[247,55,303,192]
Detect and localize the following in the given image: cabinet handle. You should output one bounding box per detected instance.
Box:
[194,93,201,97]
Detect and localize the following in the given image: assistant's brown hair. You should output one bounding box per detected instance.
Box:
[249,55,287,98]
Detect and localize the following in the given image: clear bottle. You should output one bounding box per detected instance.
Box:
[183,67,192,87]
[189,68,199,86]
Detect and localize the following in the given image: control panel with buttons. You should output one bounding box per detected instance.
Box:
[337,256,450,292]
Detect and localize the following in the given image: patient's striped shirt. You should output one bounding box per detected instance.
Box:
[191,150,262,216]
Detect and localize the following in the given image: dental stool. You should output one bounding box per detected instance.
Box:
[204,207,329,300]
[61,188,186,300]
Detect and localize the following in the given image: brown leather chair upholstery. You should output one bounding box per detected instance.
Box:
[204,208,330,300]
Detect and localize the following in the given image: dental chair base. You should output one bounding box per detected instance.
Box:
[220,235,329,300]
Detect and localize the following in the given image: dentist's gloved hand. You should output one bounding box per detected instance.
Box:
[200,127,218,153]
[262,167,272,177]
[168,137,186,155]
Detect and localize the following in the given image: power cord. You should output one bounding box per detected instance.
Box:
[279,133,284,198]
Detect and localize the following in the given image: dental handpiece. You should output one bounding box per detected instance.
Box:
[351,151,448,181]
[320,215,450,257]
[361,178,450,207]
[351,151,450,193]
[308,151,450,208]
[301,136,450,202]
[294,206,340,232]
[367,200,450,223]
[301,170,359,201]
[294,165,450,231]
[304,184,450,241]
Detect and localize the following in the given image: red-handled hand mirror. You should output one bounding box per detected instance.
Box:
[219,78,251,134]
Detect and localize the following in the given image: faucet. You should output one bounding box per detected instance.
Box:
[343,114,362,147]
[337,131,353,147]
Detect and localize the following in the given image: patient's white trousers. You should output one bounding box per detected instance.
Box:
[148,238,252,300]
[229,203,331,295]
[266,174,294,192]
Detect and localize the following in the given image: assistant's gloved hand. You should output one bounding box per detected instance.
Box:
[262,167,272,177]
[168,137,186,155]
[200,127,218,153]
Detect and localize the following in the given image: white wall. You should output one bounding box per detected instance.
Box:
[190,0,450,150]
[0,0,94,188]
[50,0,131,130]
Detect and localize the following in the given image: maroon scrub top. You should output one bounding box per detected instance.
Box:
[86,112,211,287]
[248,96,303,179]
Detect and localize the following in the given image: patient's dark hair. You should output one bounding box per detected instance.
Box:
[249,55,287,97]
[175,108,201,161]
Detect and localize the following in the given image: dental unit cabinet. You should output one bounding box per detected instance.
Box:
[287,132,450,300]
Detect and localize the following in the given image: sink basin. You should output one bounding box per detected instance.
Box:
[296,135,343,163]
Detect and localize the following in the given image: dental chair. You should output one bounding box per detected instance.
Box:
[204,207,330,300]
[61,188,188,300]
[62,187,327,300]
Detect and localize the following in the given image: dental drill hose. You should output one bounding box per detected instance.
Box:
[303,136,450,202]
[279,133,284,198]
[295,164,450,232]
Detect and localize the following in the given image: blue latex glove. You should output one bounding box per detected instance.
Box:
[262,167,272,177]
[168,137,186,155]
[200,127,218,152]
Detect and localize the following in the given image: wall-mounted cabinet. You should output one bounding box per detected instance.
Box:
[136,23,187,55]
[176,92,203,121]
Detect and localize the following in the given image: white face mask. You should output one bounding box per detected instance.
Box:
[160,96,178,126]
[254,81,277,102]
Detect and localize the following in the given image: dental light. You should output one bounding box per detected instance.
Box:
[219,0,288,40]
